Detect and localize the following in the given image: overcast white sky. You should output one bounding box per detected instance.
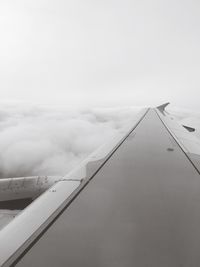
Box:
[0,0,200,110]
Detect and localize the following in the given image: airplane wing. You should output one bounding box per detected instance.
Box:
[0,104,200,267]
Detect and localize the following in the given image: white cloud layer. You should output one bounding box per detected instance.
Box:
[0,104,199,179]
[0,103,141,178]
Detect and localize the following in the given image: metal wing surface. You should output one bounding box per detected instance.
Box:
[0,105,200,267]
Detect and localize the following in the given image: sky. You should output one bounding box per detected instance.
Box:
[0,0,200,178]
[0,0,200,110]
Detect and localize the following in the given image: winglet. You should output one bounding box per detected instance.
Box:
[157,102,170,112]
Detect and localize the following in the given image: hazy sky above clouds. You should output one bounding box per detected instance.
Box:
[0,0,200,109]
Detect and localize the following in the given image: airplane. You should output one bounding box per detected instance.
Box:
[0,103,200,266]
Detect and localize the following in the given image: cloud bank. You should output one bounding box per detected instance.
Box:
[0,103,141,178]
[0,103,199,179]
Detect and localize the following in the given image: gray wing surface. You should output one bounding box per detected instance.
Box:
[1,106,200,266]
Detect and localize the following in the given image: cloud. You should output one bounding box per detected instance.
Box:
[0,103,199,179]
[0,103,141,178]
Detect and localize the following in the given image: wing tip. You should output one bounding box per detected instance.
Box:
[156,102,170,112]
